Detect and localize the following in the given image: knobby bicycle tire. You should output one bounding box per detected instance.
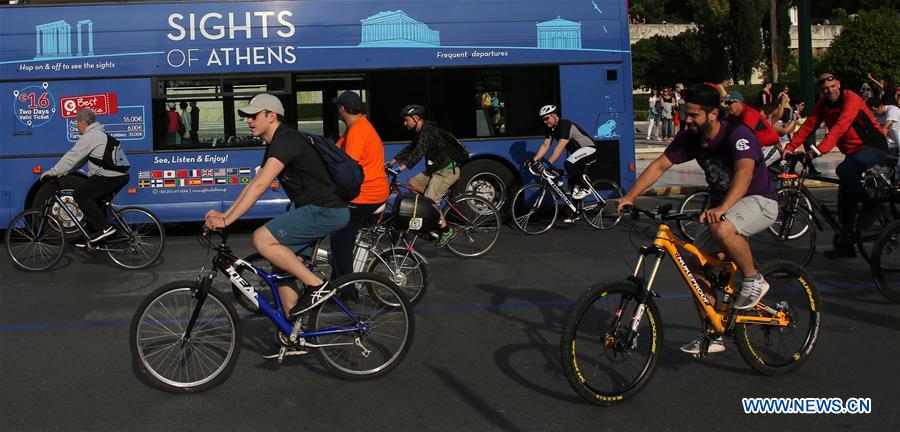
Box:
[560,281,662,405]
[734,260,821,375]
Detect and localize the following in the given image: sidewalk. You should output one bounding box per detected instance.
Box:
[631,121,840,196]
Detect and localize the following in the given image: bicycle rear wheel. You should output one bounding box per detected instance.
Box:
[368,247,430,305]
[105,207,165,269]
[5,209,65,272]
[871,219,900,303]
[444,194,501,258]
[560,282,662,405]
[130,281,241,393]
[734,261,821,375]
[510,183,558,235]
[677,191,709,242]
[581,179,624,230]
[310,273,414,380]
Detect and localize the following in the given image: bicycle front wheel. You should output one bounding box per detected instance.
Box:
[510,183,558,235]
[769,188,813,239]
[560,282,662,405]
[106,207,165,269]
[5,209,65,272]
[677,191,709,242]
[130,281,241,393]
[871,219,900,303]
[581,179,624,230]
[310,273,414,380]
[734,260,821,375]
[368,247,430,305]
[757,206,816,268]
[444,194,501,258]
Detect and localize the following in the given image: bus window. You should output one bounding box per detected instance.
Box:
[152,76,287,150]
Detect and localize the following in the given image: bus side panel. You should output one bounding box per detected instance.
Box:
[114,149,290,223]
[559,63,634,189]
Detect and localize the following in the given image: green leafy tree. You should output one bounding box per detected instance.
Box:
[820,9,900,91]
[761,0,792,81]
[631,30,725,88]
[629,0,668,23]
[727,0,766,83]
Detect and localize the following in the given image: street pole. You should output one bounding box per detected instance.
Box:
[770,0,779,81]
[798,0,814,147]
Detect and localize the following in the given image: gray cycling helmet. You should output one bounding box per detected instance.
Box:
[401,104,426,118]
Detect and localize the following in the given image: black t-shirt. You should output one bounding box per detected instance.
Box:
[545,118,595,154]
[263,125,345,208]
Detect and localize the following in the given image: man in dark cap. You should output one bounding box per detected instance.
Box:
[329,91,389,279]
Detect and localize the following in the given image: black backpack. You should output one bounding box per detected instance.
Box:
[436,127,471,164]
[88,134,130,173]
[297,131,364,202]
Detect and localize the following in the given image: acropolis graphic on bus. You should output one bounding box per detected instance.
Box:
[359,11,441,47]
[33,20,96,60]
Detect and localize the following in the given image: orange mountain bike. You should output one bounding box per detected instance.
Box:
[560,204,821,406]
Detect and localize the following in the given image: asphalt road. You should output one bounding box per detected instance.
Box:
[1,193,897,432]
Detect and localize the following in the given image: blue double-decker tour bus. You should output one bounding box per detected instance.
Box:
[0,0,635,226]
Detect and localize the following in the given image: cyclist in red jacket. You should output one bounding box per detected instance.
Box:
[723,91,781,148]
[785,73,888,257]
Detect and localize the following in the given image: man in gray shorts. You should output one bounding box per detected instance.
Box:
[618,83,778,355]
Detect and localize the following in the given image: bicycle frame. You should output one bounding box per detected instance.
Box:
[42,190,134,251]
[202,236,367,340]
[634,223,791,335]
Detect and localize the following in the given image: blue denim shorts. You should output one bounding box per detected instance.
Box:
[264,205,349,256]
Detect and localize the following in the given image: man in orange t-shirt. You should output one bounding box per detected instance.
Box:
[329,91,390,280]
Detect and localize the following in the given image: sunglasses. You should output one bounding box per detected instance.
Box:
[724,101,737,106]
[817,76,837,85]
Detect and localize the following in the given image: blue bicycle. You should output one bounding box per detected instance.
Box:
[129,229,414,393]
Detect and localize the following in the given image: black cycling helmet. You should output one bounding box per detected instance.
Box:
[400,104,426,119]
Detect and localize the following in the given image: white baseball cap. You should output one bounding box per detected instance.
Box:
[238,94,284,116]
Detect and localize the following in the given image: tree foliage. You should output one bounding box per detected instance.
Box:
[727,0,766,83]
[811,1,900,22]
[761,0,792,81]
[631,30,726,89]
[820,9,900,91]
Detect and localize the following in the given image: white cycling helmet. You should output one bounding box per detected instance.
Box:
[538,104,558,117]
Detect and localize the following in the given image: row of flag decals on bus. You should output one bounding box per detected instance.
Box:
[136,168,254,188]
[138,168,253,179]
[137,177,251,188]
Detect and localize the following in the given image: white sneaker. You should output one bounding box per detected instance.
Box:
[89,226,116,243]
[571,188,590,200]
[680,335,725,354]
[734,274,770,310]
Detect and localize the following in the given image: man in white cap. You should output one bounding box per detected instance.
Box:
[204,94,349,324]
